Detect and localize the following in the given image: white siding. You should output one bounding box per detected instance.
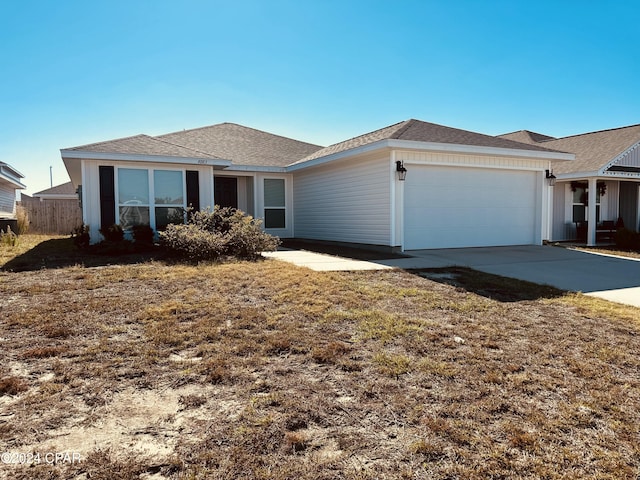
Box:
[396,150,544,170]
[605,181,619,221]
[293,154,391,245]
[0,182,17,218]
[615,143,640,168]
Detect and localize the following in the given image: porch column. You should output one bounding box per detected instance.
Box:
[587,177,597,246]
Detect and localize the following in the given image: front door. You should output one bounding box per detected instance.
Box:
[214,176,238,209]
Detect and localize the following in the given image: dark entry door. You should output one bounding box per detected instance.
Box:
[214,176,238,209]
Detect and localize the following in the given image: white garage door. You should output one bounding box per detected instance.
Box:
[404,166,538,250]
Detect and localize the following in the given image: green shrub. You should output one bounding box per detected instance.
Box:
[614,228,640,251]
[71,224,91,249]
[99,224,124,242]
[132,225,155,246]
[159,206,280,261]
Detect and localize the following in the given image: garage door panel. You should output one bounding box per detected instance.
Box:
[404,166,537,250]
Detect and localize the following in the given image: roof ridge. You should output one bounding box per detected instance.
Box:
[158,122,324,149]
[388,119,415,139]
[552,123,640,141]
[328,119,410,146]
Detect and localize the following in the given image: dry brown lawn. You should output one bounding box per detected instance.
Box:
[1,237,640,479]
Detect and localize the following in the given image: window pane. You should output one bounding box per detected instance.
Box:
[154,170,184,205]
[572,205,585,223]
[264,209,285,228]
[264,179,285,207]
[119,206,150,230]
[118,169,149,204]
[155,207,185,230]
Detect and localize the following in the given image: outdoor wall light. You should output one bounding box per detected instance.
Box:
[396,160,407,181]
[545,169,556,186]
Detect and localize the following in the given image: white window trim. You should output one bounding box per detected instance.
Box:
[115,166,187,231]
[263,177,287,229]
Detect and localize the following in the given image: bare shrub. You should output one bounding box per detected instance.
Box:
[159,206,279,261]
[16,205,29,234]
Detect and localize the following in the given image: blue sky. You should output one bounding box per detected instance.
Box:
[2,0,639,194]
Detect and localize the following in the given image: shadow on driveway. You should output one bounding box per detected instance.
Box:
[412,266,566,303]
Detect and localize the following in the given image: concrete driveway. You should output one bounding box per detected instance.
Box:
[377,245,640,307]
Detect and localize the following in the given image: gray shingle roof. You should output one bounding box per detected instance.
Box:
[498,130,557,144]
[542,125,640,174]
[158,123,323,167]
[295,119,563,164]
[33,181,76,196]
[64,134,222,160]
[499,124,640,175]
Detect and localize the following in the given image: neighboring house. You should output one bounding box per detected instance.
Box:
[500,124,640,245]
[0,162,26,221]
[32,181,78,201]
[61,119,573,250]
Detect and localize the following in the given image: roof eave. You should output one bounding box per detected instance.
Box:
[0,172,26,189]
[60,149,232,167]
[286,140,389,172]
[286,138,574,172]
[223,165,288,173]
[387,139,575,161]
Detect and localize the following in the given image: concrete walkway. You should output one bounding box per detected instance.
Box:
[262,249,393,271]
[264,245,640,308]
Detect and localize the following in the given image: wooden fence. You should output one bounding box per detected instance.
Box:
[18,198,83,234]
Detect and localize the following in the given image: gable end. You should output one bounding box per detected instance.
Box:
[602,141,640,177]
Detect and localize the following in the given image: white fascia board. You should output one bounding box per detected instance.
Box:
[600,170,640,179]
[223,165,287,173]
[387,139,575,161]
[555,172,599,180]
[285,140,391,172]
[286,139,574,173]
[60,149,232,167]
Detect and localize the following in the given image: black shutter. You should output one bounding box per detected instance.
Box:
[186,170,200,212]
[99,166,116,228]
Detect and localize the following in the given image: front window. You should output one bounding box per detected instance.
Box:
[571,185,600,223]
[154,170,185,230]
[118,168,150,230]
[117,168,185,231]
[264,178,285,228]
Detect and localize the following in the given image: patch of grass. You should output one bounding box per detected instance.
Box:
[0,234,64,267]
[416,266,565,302]
[22,345,68,358]
[356,310,421,344]
[0,376,28,396]
[557,293,640,329]
[2,236,640,479]
[577,246,640,260]
[372,351,412,377]
[311,341,352,364]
